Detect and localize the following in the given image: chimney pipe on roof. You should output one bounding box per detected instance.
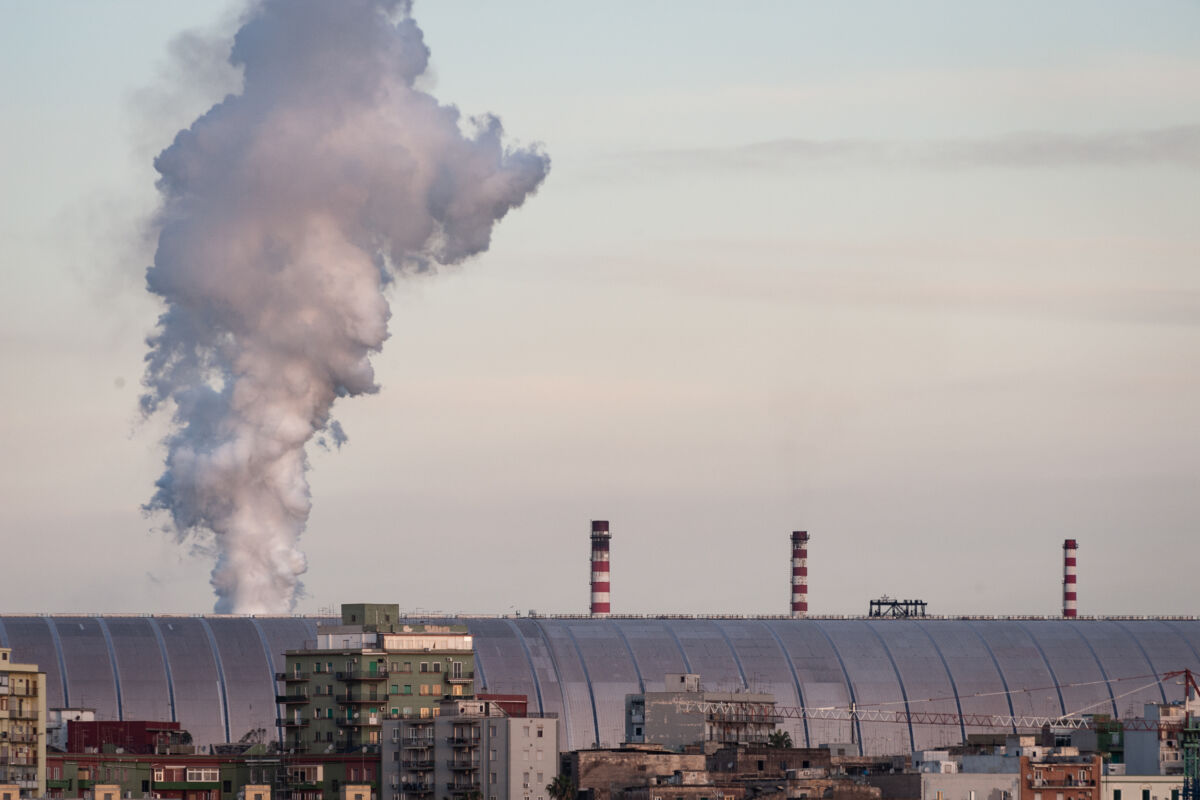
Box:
[791,531,809,618]
[1063,539,1078,618]
[590,521,611,617]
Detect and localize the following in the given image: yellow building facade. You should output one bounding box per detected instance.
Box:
[0,648,45,797]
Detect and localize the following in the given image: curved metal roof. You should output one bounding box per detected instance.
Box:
[1,616,1195,755]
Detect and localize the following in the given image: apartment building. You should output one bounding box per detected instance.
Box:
[625,674,777,749]
[279,604,475,756]
[382,698,558,800]
[0,648,45,797]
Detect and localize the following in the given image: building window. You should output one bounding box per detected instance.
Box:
[186,768,219,782]
[420,663,429,673]
[537,727,543,738]
[433,663,441,673]
[1143,791,1151,800]
[404,685,412,695]
[1113,792,1121,800]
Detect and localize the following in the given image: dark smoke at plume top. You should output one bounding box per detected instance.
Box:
[140,0,550,613]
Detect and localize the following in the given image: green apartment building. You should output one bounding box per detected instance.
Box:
[278,605,475,755]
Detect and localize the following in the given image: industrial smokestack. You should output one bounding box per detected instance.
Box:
[791,531,809,618]
[1063,539,1078,618]
[590,521,611,616]
[139,0,550,613]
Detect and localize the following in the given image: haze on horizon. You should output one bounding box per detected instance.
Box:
[1,1,1197,618]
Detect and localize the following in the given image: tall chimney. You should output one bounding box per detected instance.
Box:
[590,521,611,617]
[1063,539,1078,618]
[791,531,809,618]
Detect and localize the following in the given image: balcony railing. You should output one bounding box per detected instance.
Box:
[403,737,436,748]
[337,693,385,704]
[446,671,475,684]
[2,732,38,744]
[8,708,38,720]
[276,672,310,682]
[402,760,435,770]
[446,782,481,793]
[336,670,388,681]
[277,717,310,727]
[447,760,480,771]
[336,716,381,728]
[402,783,433,793]
[276,693,309,704]
[446,736,480,747]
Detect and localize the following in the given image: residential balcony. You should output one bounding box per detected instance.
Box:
[446,782,481,793]
[402,760,435,770]
[336,716,381,728]
[336,670,388,681]
[276,693,309,704]
[402,738,435,749]
[2,732,38,744]
[446,736,480,747]
[446,672,475,684]
[277,717,310,727]
[0,756,34,766]
[276,672,310,682]
[7,708,38,720]
[337,693,385,704]
[402,782,433,793]
[447,760,480,771]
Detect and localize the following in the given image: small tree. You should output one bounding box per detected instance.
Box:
[767,729,792,749]
[547,774,575,800]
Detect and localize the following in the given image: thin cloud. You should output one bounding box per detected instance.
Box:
[628,125,1200,171]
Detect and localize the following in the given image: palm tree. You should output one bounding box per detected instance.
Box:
[547,774,575,800]
[767,729,792,749]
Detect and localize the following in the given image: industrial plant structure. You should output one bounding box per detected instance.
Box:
[0,533,1195,761]
[0,614,1198,758]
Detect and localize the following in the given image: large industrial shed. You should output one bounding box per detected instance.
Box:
[0,615,1196,756]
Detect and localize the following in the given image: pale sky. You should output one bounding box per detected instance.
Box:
[1,1,1198,616]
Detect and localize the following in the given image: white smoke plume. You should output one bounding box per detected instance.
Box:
[140,0,550,613]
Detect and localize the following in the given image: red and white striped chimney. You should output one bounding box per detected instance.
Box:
[1063,538,1078,618]
[590,521,611,616]
[791,531,809,618]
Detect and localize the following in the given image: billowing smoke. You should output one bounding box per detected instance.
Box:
[140,0,549,613]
